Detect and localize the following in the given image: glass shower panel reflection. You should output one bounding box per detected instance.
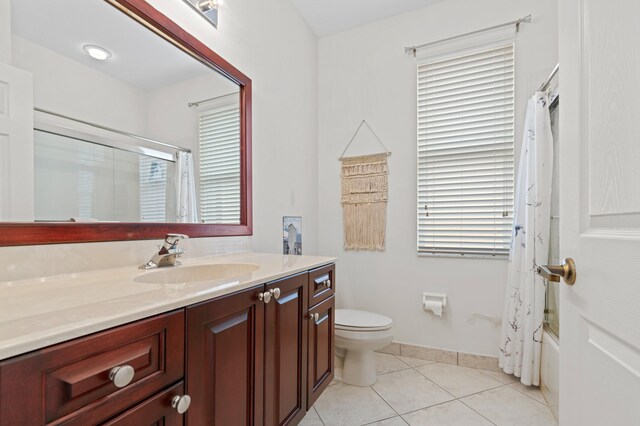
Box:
[34,130,175,222]
[545,96,560,338]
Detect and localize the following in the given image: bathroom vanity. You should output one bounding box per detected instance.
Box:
[0,254,335,425]
[0,0,337,423]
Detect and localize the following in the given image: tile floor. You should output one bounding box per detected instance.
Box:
[301,353,557,426]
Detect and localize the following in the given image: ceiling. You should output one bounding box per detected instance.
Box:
[10,0,219,91]
[290,0,445,37]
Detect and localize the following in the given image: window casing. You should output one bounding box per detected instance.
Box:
[417,42,515,257]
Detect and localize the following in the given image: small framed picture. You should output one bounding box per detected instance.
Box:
[283,216,302,255]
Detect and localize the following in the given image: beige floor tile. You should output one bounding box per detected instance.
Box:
[509,382,549,405]
[376,353,411,375]
[314,382,396,426]
[300,407,324,426]
[402,400,493,426]
[479,369,518,384]
[416,363,502,398]
[395,355,434,368]
[461,386,557,426]
[372,369,454,414]
[365,416,409,425]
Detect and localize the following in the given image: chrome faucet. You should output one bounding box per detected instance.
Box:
[141,234,189,269]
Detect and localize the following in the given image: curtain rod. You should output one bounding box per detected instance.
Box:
[538,63,559,92]
[188,91,238,108]
[34,108,191,153]
[404,14,532,56]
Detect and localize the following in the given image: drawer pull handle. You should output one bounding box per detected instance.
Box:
[109,365,135,388]
[314,274,330,286]
[270,288,281,300]
[171,394,192,414]
[258,291,272,304]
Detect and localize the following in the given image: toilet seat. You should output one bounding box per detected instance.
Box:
[335,309,392,332]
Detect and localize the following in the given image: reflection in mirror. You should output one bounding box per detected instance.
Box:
[5,0,242,224]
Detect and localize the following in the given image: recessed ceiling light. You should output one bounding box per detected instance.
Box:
[83,45,112,61]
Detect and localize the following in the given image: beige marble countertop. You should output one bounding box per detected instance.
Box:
[0,252,336,361]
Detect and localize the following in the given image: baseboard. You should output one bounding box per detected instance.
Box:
[377,342,500,372]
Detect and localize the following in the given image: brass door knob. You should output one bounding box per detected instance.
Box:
[537,258,577,285]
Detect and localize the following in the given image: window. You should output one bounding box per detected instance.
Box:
[417,42,515,256]
[198,95,241,224]
[139,156,168,222]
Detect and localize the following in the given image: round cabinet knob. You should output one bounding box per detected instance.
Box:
[258,291,272,304]
[326,279,332,288]
[171,394,191,414]
[311,313,319,322]
[109,365,135,388]
[271,288,281,299]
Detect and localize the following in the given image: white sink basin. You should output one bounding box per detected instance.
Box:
[134,263,260,284]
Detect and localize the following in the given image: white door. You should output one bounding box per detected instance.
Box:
[559,0,640,424]
[0,63,33,221]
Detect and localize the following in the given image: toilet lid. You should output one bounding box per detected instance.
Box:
[335,309,392,331]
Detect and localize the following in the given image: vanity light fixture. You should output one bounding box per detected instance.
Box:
[183,0,219,28]
[83,45,112,61]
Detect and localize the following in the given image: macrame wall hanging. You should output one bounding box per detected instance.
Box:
[339,120,391,251]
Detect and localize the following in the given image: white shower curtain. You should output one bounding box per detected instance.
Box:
[499,92,553,386]
[175,151,198,223]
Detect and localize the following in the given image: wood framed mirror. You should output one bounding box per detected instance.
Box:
[0,0,252,246]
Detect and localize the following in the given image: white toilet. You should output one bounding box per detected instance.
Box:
[335,309,393,386]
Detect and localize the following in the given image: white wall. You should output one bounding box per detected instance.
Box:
[12,35,149,135]
[0,0,319,281]
[318,0,558,356]
[145,73,238,150]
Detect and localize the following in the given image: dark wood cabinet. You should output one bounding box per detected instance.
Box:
[0,310,184,426]
[264,273,309,426]
[0,264,335,426]
[185,266,335,426]
[185,284,265,426]
[307,295,335,409]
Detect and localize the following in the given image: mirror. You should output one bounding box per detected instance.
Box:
[0,0,252,245]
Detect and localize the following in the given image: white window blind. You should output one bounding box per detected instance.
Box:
[198,100,241,224]
[417,42,515,256]
[139,156,168,222]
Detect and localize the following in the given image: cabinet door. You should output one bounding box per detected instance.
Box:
[186,284,265,426]
[264,273,308,426]
[307,295,335,409]
[100,381,186,426]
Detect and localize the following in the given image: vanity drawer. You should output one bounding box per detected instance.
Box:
[308,264,335,307]
[0,310,184,426]
[99,381,186,426]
